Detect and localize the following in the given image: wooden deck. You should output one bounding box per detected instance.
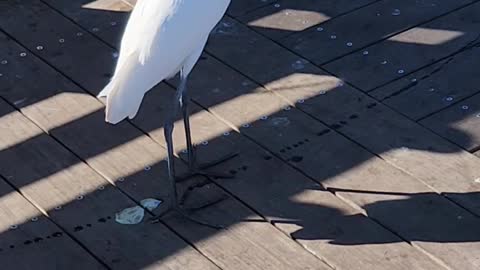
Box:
[0,0,479,269]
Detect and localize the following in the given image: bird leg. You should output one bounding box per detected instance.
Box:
[150,81,223,229]
[178,77,238,182]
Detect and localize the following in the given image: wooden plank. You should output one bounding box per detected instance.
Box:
[0,6,336,270]
[133,80,445,270]
[42,0,131,46]
[419,93,480,151]
[281,0,474,65]
[6,72,334,270]
[118,0,276,17]
[237,0,377,41]
[323,1,480,91]
[5,2,448,269]
[0,99,219,270]
[0,178,106,270]
[227,0,277,17]
[370,45,480,120]
[0,0,116,93]
[175,51,480,270]
[30,1,480,267]
[205,16,480,217]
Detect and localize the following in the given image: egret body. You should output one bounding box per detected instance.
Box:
[99,0,232,228]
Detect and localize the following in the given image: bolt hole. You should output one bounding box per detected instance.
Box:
[316,129,331,136]
[33,237,43,243]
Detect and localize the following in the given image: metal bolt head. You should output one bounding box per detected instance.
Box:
[391,9,401,16]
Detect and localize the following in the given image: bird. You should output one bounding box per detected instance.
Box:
[98,0,234,228]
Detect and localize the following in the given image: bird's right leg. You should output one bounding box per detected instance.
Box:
[150,80,223,229]
[178,74,238,181]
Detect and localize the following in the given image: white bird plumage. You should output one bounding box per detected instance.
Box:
[99,0,232,228]
[99,0,231,124]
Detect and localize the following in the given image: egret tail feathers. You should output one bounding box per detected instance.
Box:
[101,52,154,124]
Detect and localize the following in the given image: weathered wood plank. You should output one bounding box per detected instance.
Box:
[205,15,480,218]
[237,0,377,41]
[281,0,474,65]
[0,0,115,93]
[36,1,480,268]
[42,0,130,46]
[0,101,221,269]
[7,1,480,266]
[134,80,444,270]
[118,0,276,17]
[178,51,480,270]
[15,1,450,269]
[0,178,106,270]
[122,0,277,16]
[0,4,336,269]
[228,0,277,17]
[370,45,480,120]
[420,92,480,151]
[323,1,480,91]
[0,98,219,270]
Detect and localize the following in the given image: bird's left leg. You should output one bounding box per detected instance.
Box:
[178,72,238,181]
[150,84,223,229]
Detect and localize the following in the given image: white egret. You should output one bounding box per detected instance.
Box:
[99,0,233,228]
